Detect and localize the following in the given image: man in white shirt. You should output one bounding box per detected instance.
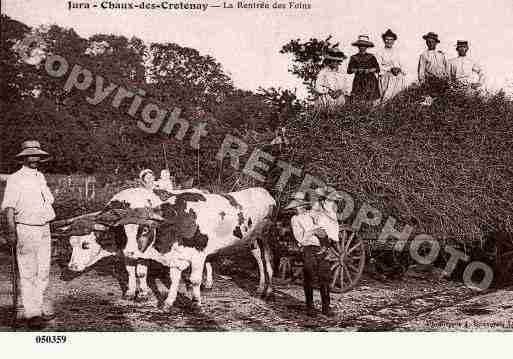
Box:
[449,40,485,93]
[287,192,337,317]
[2,141,56,328]
[418,32,450,99]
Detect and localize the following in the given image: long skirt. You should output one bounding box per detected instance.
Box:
[379,72,406,102]
[351,73,380,102]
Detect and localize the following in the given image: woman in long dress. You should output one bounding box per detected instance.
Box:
[347,35,380,104]
[314,47,348,115]
[376,29,407,103]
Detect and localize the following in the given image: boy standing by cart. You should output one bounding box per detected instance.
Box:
[286,192,337,317]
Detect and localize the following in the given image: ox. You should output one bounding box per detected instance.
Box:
[137,187,276,311]
[61,187,164,299]
[59,186,216,299]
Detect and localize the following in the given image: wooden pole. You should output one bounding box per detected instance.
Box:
[196,147,200,186]
[50,211,102,229]
[9,243,18,327]
[162,143,169,171]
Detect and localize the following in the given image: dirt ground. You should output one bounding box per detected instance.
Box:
[1,250,512,332]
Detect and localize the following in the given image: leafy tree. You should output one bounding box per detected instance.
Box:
[147,42,234,112]
[0,15,35,101]
[280,35,341,98]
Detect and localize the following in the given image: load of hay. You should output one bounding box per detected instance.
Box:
[279,86,513,245]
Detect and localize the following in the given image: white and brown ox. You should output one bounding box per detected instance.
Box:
[137,187,276,311]
[59,187,166,299]
[60,187,215,300]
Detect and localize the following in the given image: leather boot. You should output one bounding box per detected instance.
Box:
[304,287,316,316]
[320,286,335,317]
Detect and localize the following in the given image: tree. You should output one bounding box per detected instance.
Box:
[146,42,234,112]
[280,35,342,98]
[0,15,35,101]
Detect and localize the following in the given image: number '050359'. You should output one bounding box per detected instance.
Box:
[35,335,67,344]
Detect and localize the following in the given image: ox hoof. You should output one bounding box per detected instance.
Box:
[256,286,265,296]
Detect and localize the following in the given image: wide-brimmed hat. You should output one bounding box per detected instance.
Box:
[324,47,346,62]
[284,192,310,210]
[382,29,398,41]
[15,140,50,160]
[139,169,154,181]
[456,40,469,47]
[352,35,374,48]
[422,32,440,43]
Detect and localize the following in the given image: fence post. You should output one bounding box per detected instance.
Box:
[85,176,96,201]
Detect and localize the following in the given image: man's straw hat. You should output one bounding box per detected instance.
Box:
[284,192,310,210]
[15,140,50,161]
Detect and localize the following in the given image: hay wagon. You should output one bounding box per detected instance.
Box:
[274,212,366,293]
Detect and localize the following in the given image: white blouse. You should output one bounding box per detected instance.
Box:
[376,47,406,74]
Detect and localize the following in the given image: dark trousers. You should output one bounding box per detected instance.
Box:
[303,245,331,312]
[424,77,449,97]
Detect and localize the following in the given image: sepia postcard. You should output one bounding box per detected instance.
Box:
[1,0,513,356]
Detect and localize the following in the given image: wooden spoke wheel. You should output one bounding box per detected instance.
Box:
[326,227,366,293]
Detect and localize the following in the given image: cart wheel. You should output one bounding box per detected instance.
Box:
[327,229,365,293]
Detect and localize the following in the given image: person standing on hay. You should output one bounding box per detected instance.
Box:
[347,34,381,106]
[314,47,349,115]
[1,140,57,329]
[418,32,450,104]
[376,29,407,103]
[448,40,486,95]
[286,192,337,317]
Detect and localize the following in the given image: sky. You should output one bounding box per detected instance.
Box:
[4,0,513,98]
